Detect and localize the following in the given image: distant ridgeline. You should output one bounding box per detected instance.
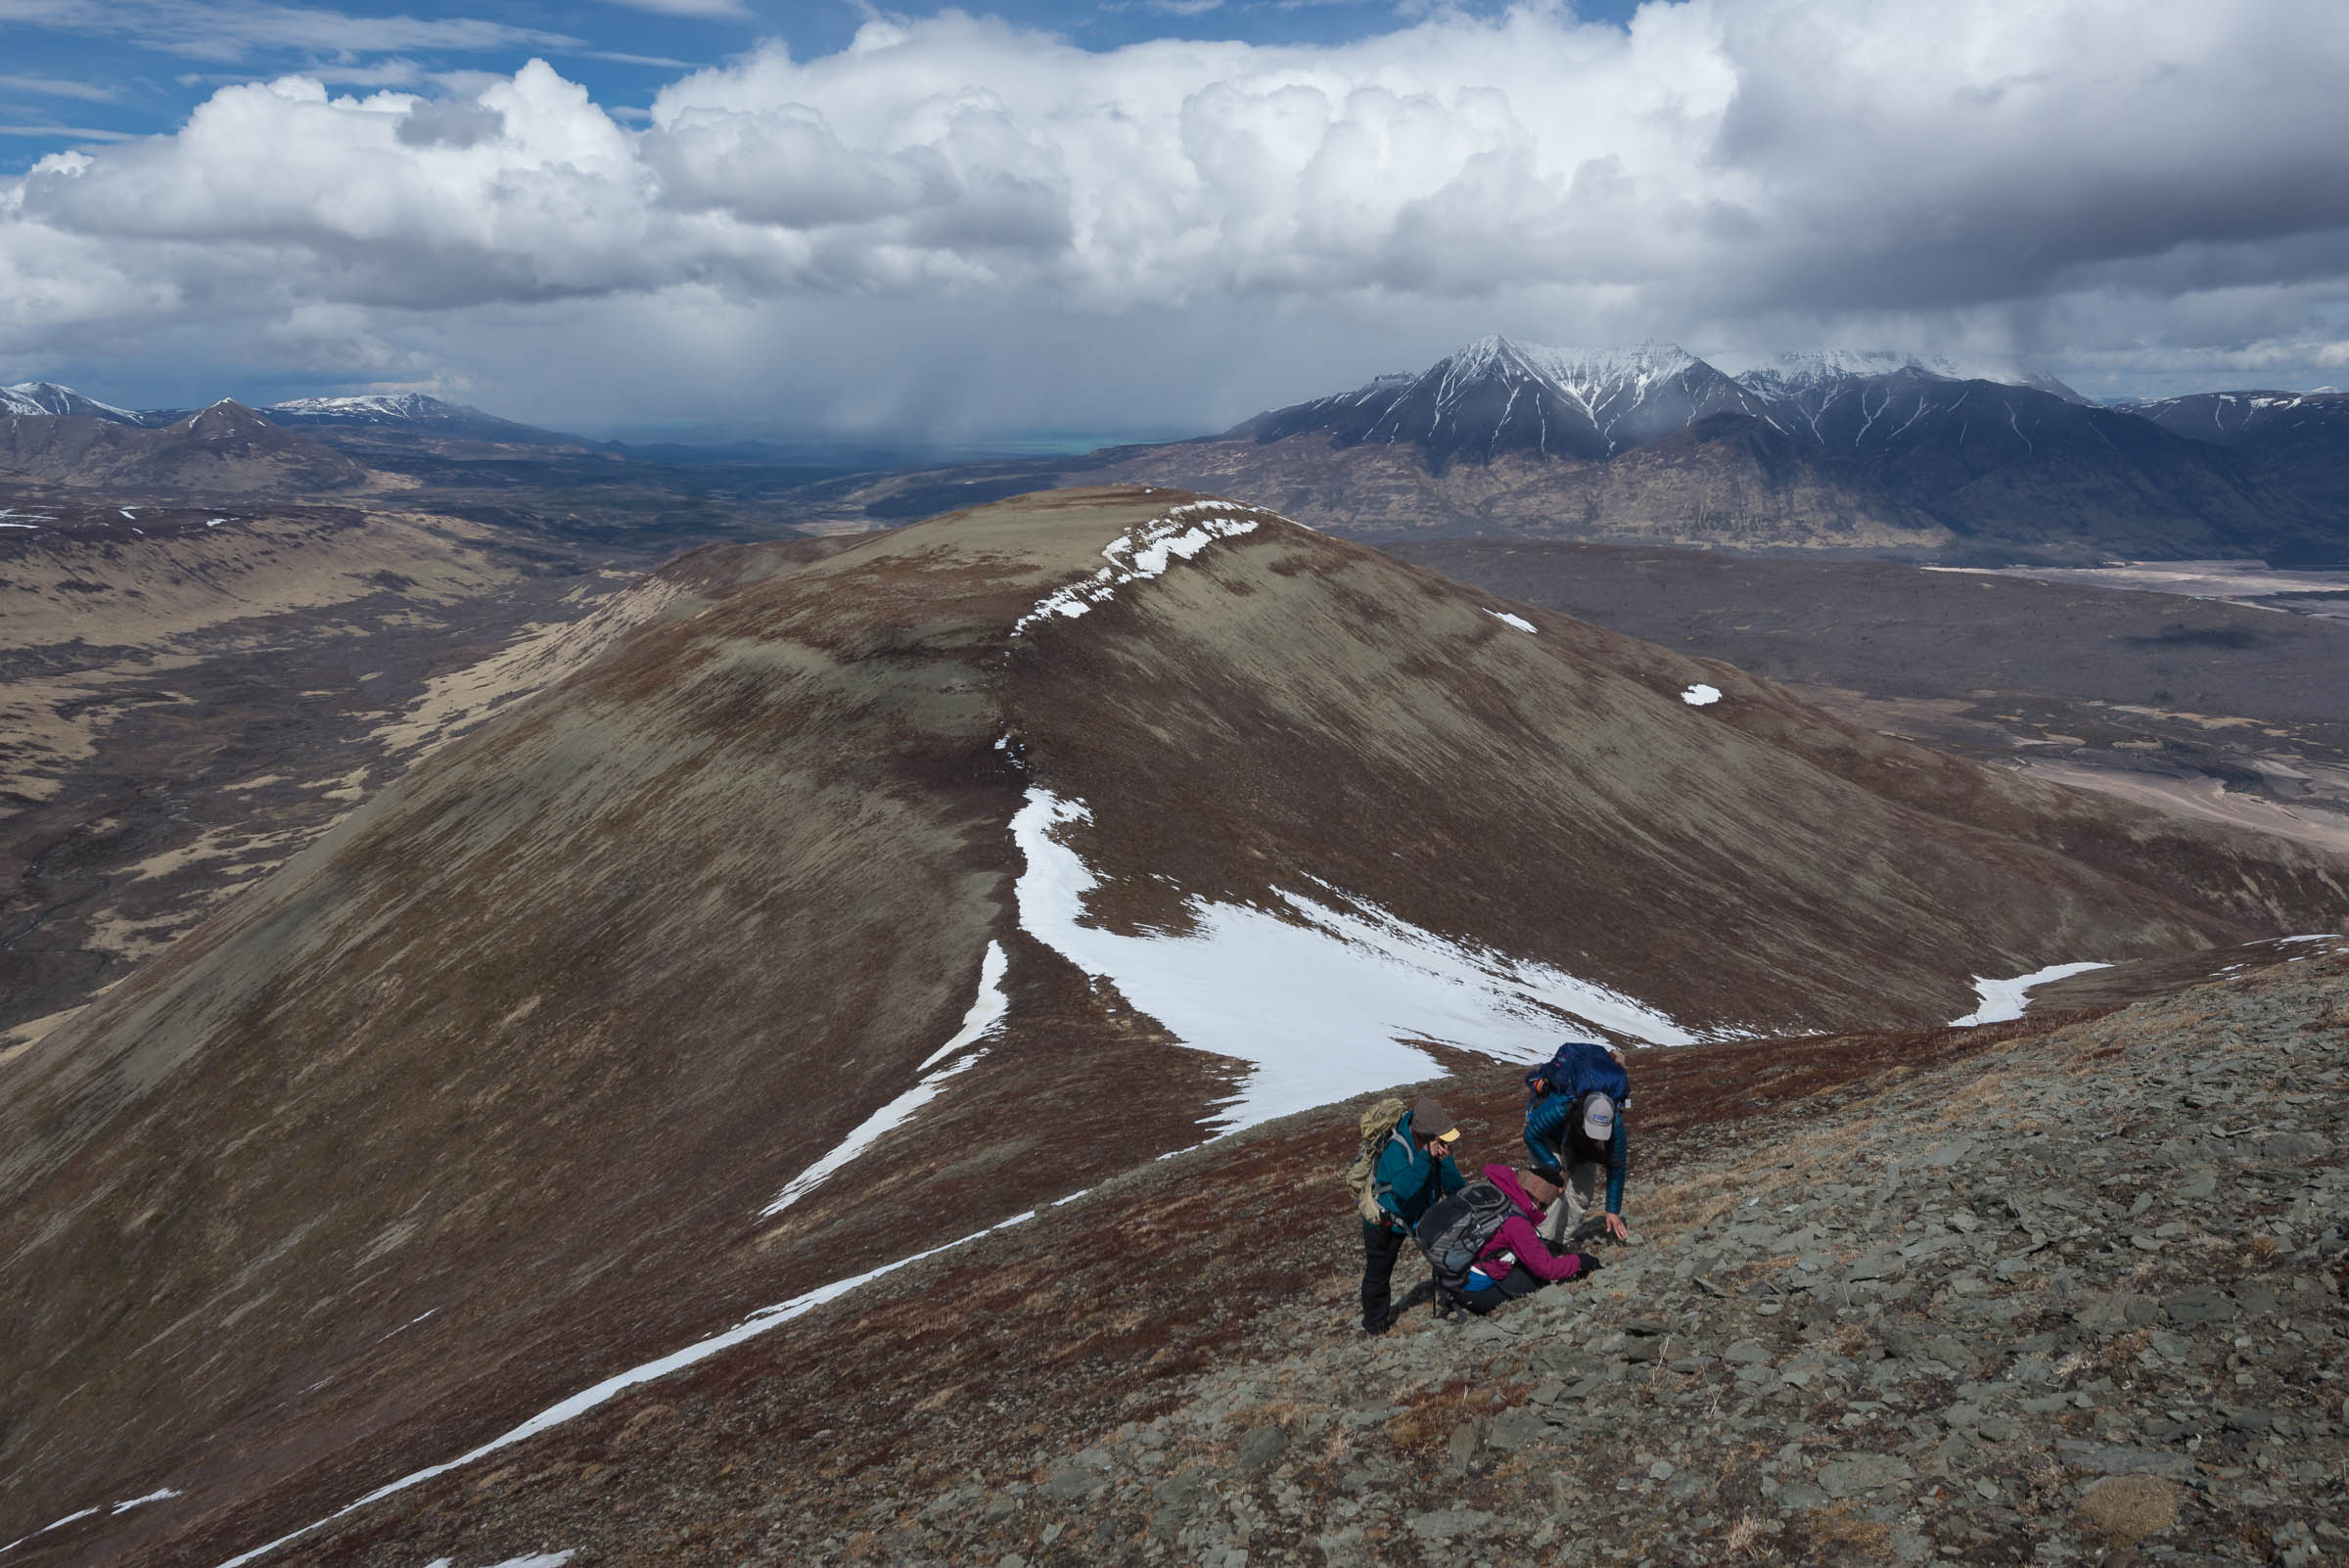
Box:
[1086,339,2349,565]
[1,383,583,447]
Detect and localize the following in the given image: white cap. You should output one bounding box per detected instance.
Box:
[1582,1093,1616,1142]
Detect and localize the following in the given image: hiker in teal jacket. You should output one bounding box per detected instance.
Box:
[1359,1095,1465,1335]
[1528,1090,1630,1246]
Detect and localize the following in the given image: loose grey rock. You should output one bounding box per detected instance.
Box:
[1407,1507,1498,1543]
[1236,1424,1287,1474]
[2164,1285,2237,1325]
[1486,1407,1549,1450]
[1818,1453,1913,1498]
[1447,1420,1485,1467]
[2055,1440,2200,1481]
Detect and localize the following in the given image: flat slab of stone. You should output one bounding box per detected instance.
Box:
[1817,1453,1913,1498]
[2163,1285,2237,1325]
[1407,1508,1498,1543]
[2056,1440,2199,1482]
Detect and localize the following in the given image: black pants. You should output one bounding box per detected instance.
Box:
[1360,1220,1406,1331]
[1459,1262,1545,1315]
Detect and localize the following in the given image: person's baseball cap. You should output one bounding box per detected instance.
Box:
[1411,1095,1459,1142]
[1582,1092,1616,1142]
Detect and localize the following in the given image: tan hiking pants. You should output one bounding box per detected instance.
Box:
[1537,1158,1604,1246]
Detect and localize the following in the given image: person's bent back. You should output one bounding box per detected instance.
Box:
[1458,1164,1602,1314]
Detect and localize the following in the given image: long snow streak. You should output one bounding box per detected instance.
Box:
[1010,788,1694,1130]
[1949,961,2112,1027]
[759,941,1010,1218]
[1013,502,1261,634]
[207,1210,1051,1568]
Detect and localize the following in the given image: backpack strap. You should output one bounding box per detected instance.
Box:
[1367,1126,1412,1226]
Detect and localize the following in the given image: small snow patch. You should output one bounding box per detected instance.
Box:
[111,1490,181,1515]
[1485,610,1536,633]
[0,1507,101,1556]
[1014,502,1261,635]
[1950,961,2112,1027]
[207,1209,1049,1568]
[1681,684,1722,707]
[759,942,1009,1218]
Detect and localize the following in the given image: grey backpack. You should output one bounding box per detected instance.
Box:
[1411,1180,1515,1294]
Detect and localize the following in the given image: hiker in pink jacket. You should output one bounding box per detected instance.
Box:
[1459,1164,1601,1314]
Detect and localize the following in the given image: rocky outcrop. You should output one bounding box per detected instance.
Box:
[99,942,2345,1568]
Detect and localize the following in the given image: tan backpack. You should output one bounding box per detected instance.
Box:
[1344,1097,1410,1222]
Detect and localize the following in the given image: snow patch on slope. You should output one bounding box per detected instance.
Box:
[1014,502,1261,634]
[1950,961,2112,1027]
[1484,610,1536,633]
[207,1209,1052,1568]
[1681,683,1722,706]
[759,942,1009,1218]
[1011,787,1694,1130]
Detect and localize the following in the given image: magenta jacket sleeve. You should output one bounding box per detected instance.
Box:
[1487,1213,1583,1283]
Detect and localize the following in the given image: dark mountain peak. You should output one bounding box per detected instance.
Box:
[0,398,369,490]
[1230,336,1755,471]
[181,397,266,435]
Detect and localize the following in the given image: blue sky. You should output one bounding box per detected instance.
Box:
[0,0,1636,170]
[1,1,2345,435]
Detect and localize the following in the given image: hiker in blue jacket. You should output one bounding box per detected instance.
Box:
[1359,1094,1464,1335]
[1526,1084,1631,1247]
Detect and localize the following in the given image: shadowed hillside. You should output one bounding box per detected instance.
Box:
[0,403,370,493]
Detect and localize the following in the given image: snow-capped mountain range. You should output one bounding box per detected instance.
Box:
[0,385,581,446]
[1227,336,2099,471]
[260,392,581,445]
[2122,387,2349,445]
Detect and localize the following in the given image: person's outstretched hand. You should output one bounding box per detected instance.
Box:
[1604,1213,1629,1242]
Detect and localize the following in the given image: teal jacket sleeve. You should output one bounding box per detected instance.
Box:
[1523,1091,1571,1169]
[1439,1151,1465,1198]
[1605,1117,1628,1214]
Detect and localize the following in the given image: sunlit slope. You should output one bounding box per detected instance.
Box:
[2,486,2342,1566]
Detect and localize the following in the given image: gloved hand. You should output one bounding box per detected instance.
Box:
[1568,1251,1604,1276]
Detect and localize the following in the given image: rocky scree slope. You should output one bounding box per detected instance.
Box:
[4,488,2345,1566]
[120,943,2349,1568]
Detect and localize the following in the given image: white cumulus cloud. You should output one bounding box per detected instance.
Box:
[3,0,2348,427]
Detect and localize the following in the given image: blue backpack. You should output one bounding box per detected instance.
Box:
[1524,1041,1630,1108]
